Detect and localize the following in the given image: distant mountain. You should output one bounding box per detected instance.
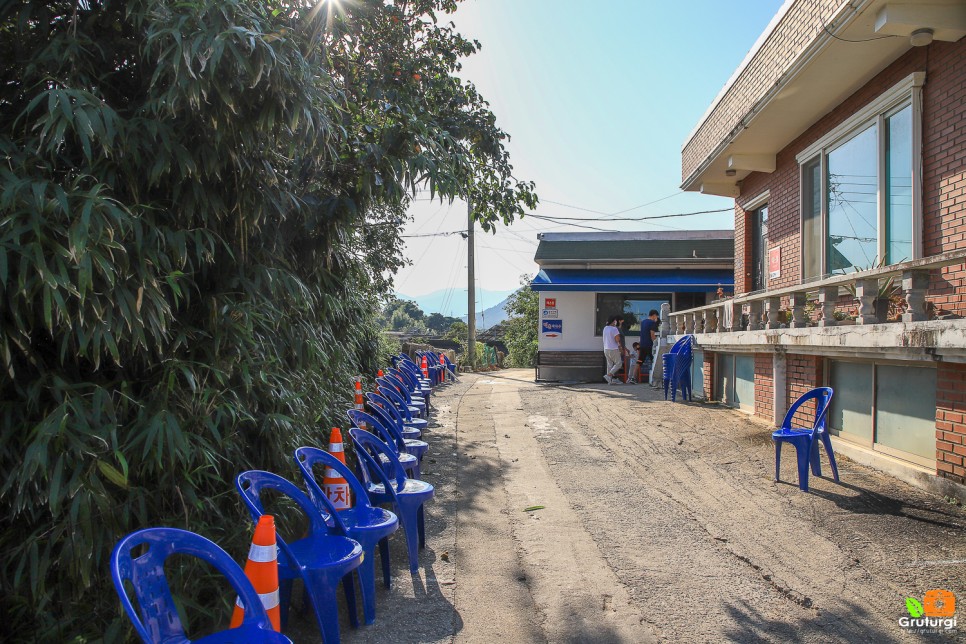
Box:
[394,287,516,320]
[472,292,515,330]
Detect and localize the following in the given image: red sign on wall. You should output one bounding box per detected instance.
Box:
[768,246,781,280]
[544,297,556,308]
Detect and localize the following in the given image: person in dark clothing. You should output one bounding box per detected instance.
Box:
[637,309,659,385]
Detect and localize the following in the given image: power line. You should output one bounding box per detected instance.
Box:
[401,230,467,238]
[523,207,732,223]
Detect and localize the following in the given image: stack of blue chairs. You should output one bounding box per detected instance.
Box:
[663,335,694,402]
[111,350,450,644]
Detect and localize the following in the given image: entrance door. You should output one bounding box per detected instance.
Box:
[752,205,769,291]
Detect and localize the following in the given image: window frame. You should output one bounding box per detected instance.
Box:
[797,72,924,281]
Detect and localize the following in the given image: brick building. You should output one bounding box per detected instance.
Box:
[675,0,966,500]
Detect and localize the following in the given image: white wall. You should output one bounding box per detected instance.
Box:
[536,291,602,352]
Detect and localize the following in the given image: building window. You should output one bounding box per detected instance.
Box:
[595,293,669,336]
[797,73,923,280]
[751,204,769,291]
[827,359,936,468]
[714,353,754,412]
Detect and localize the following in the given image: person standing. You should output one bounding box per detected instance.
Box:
[638,309,659,386]
[602,315,623,385]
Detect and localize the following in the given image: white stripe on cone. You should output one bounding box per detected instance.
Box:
[235,588,280,610]
[247,543,278,563]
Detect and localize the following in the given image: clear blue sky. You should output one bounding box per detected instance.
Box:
[395,0,786,312]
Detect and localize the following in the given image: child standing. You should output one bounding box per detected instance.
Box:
[627,342,640,384]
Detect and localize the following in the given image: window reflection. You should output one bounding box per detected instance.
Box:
[827,124,878,273]
[886,105,912,264]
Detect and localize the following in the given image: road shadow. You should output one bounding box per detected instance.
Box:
[721,597,902,643]
[807,481,964,530]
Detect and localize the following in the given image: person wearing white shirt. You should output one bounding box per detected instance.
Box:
[602,315,623,385]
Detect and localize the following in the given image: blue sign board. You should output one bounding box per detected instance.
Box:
[541,319,562,338]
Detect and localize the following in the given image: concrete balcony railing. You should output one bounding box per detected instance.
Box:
[669,249,966,335]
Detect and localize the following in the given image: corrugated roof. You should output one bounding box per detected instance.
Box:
[534,238,735,263]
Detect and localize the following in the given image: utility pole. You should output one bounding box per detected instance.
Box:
[467,197,476,369]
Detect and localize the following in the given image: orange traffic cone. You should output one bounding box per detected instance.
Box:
[377,369,384,378]
[439,353,446,381]
[323,427,352,510]
[230,515,281,631]
[354,377,367,430]
[421,355,429,379]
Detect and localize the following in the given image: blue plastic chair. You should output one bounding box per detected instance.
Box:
[663,335,694,401]
[235,471,364,643]
[379,374,427,419]
[294,447,399,626]
[372,386,428,434]
[397,362,431,395]
[442,354,458,381]
[418,351,443,386]
[348,429,435,574]
[351,407,428,478]
[396,361,432,400]
[773,387,839,492]
[347,409,420,478]
[111,527,292,644]
[366,391,422,439]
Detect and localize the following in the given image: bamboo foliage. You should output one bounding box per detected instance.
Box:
[0,0,534,639]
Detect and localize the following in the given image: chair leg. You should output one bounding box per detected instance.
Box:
[820,432,840,482]
[399,509,421,574]
[774,440,781,482]
[417,504,426,549]
[342,573,359,629]
[279,578,294,629]
[379,536,391,588]
[355,549,377,625]
[809,436,823,477]
[304,573,343,644]
[795,441,811,492]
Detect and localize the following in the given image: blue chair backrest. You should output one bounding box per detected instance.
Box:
[385,371,417,403]
[395,365,421,389]
[347,409,406,454]
[669,335,693,355]
[111,527,277,643]
[235,471,332,568]
[348,428,407,492]
[401,359,424,380]
[782,387,834,435]
[294,447,374,520]
[375,384,414,421]
[366,391,407,428]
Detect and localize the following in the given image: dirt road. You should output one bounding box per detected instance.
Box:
[292,370,965,643]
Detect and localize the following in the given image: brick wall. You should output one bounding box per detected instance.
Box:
[734,39,966,314]
[921,40,966,318]
[682,0,844,182]
[936,362,966,485]
[754,353,774,422]
[786,354,823,428]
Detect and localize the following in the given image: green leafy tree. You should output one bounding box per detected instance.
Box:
[504,278,539,367]
[0,1,535,639]
[426,312,460,333]
[445,320,468,342]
